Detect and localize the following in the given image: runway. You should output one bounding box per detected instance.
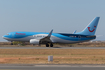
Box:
[0,46,105,49]
[0,64,105,70]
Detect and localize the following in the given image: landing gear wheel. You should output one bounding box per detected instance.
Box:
[33,44,35,46]
[50,43,53,47]
[11,42,13,45]
[46,43,49,47]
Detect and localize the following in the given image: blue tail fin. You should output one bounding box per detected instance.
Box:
[76,17,100,35]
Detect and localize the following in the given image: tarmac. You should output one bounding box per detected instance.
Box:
[0,64,105,70]
[0,46,105,49]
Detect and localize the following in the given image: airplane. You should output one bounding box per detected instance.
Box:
[2,17,100,47]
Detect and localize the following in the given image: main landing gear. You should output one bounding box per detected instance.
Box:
[46,43,53,47]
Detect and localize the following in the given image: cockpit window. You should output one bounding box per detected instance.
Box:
[6,34,9,35]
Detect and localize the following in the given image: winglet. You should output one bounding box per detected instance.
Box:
[73,30,77,34]
[48,29,53,37]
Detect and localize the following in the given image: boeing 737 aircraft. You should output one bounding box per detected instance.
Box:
[3,17,100,47]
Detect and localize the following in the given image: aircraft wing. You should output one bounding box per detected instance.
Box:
[40,29,53,44]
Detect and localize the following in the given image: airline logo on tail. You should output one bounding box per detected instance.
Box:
[88,26,96,32]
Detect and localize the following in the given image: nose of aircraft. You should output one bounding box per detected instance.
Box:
[2,34,10,39]
[2,35,7,39]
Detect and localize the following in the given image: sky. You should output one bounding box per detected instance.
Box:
[0,0,105,41]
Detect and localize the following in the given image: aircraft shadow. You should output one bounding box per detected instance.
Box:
[52,47,61,48]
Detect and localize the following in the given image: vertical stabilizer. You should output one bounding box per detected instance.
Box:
[76,17,100,35]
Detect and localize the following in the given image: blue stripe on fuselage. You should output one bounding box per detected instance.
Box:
[54,33,95,41]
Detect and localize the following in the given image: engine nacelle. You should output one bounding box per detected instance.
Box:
[30,39,40,45]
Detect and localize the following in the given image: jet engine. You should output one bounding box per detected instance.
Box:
[30,39,40,45]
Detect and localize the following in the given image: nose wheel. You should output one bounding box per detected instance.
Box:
[46,43,53,47]
[11,42,13,45]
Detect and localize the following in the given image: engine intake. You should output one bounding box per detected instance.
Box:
[30,39,39,45]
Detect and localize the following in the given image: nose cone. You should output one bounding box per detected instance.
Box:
[2,35,7,39]
[2,35,10,40]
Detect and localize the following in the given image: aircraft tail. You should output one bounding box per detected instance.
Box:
[76,17,100,35]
